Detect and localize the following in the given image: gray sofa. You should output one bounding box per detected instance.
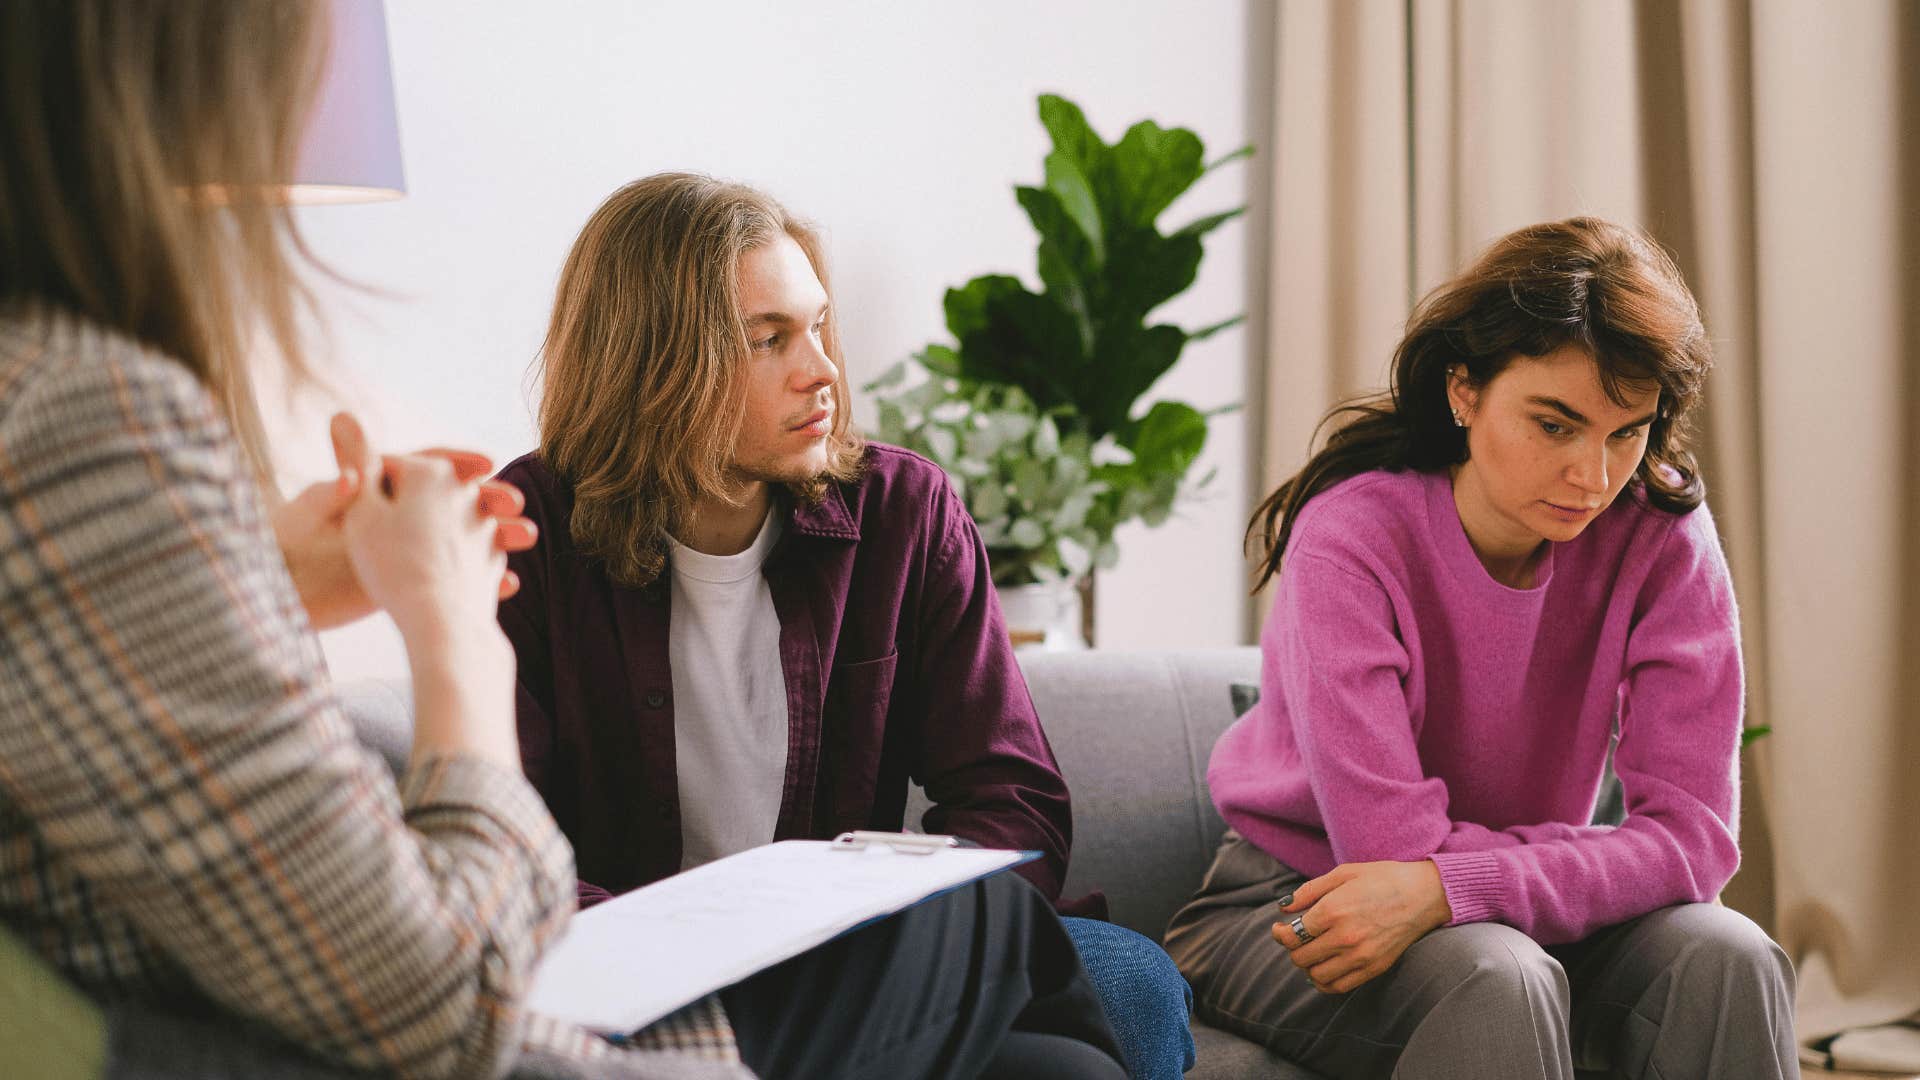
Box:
[340,647,1317,1079]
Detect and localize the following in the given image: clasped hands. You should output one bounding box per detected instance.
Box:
[271,413,535,630]
[1270,858,1453,995]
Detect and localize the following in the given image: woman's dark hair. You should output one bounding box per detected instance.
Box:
[1249,216,1712,591]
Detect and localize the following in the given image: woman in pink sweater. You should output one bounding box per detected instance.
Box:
[1166,218,1798,1078]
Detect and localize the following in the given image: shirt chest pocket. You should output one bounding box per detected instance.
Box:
[821,651,899,828]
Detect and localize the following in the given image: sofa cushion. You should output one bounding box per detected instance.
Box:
[903,648,1260,940]
[1025,648,1260,940]
[1188,1019,1320,1080]
[1229,680,1260,719]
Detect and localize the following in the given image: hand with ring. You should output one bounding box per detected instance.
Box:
[1270,859,1453,994]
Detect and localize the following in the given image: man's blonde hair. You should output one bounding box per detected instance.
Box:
[536,173,865,587]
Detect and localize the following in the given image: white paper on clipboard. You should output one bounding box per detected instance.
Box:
[525,837,1036,1035]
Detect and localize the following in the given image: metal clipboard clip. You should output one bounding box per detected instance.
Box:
[830,830,961,855]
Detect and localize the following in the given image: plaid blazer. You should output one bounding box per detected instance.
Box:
[0,309,747,1079]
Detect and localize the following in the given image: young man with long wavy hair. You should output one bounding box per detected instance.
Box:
[499,172,1195,1079]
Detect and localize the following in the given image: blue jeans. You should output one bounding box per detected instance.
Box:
[1063,916,1195,1078]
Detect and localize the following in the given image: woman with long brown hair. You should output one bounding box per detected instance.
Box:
[1164,218,1799,1078]
[0,4,746,1076]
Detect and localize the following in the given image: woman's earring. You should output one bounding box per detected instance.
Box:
[1451,408,1465,427]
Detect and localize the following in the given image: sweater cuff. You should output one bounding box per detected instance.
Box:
[1430,850,1505,927]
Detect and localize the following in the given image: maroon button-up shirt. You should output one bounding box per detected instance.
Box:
[496,444,1078,908]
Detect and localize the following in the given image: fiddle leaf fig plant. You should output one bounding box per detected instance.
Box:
[870,93,1248,587]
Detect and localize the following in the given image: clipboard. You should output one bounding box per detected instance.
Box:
[524,833,1038,1035]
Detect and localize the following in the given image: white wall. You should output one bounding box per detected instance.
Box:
[287,1,1257,680]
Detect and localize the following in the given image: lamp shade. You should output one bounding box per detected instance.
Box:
[289,0,405,204]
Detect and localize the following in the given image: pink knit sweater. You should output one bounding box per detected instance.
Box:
[1209,468,1744,945]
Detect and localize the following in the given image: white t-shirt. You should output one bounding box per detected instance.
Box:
[667,512,790,870]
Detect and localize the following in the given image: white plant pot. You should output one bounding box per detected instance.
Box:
[996,579,1087,651]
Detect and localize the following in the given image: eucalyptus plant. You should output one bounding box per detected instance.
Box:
[866,364,1106,586]
[872,93,1248,587]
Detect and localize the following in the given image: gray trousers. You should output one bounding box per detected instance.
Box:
[1165,832,1800,1080]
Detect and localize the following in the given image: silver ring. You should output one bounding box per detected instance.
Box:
[1289,915,1314,945]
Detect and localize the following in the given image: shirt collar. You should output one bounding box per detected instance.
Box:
[784,481,859,541]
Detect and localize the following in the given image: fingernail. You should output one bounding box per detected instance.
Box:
[1278,893,1294,908]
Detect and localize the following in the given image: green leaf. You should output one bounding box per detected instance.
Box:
[1053,488,1096,532]
[1034,414,1060,457]
[917,344,964,378]
[1012,457,1047,502]
[1015,186,1096,353]
[1204,144,1255,173]
[971,482,1009,522]
[873,399,907,442]
[1059,538,1093,577]
[1008,518,1046,549]
[923,426,958,465]
[962,423,1002,463]
[1171,206,1246,240]
[1088,435,1131,466]
[944,275,1026,340]
[1106,119,1205,228]
[1043,152,1105,265]
[1188,314,1245,341]
[1082,323,1187,437]
[897,373,956,415]
[929,398,969,424]
[1740,724,1772,748]
[990,410,1035,445]
[1126,401,1209,479]
[943,275,1084,409]
[1053,451,1088,487]
[863,360,909,393]
[1017,186,1097,288]
[998,383,1036,414]
[1037,93,1106,177]
[1100,227,1204,324]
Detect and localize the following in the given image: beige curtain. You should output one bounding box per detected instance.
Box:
[1255,0,1920,1044]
